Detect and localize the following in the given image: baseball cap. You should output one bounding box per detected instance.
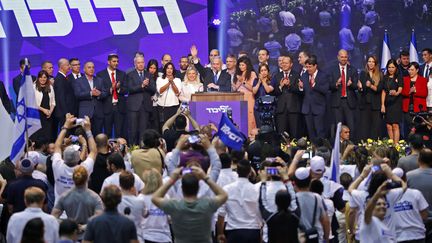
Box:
[310,156,325,173]
[63,145,81,166]
[19,158,35,174]
[27,151,41,165]
[392,168,404,178]
[295,167,310,180]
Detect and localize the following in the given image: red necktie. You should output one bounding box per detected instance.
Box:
[309,75,314,88]
[341,66,346,97]
[111,72,118,101]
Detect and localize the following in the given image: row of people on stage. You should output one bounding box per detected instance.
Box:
[2,46,432,145]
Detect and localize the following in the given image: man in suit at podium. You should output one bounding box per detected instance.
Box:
[126,55,156,145]
[272,55,302,138]
[190,45,231,92]
[73,62,108,134]
[299,55,329,140]
[96,54,127,138]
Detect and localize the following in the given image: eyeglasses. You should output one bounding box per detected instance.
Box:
[71,64,80,66]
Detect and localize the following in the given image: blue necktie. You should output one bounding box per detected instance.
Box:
[214,72,218,84]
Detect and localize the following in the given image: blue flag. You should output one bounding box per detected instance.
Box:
[330,122,342,183]
[410,29,419,62]
[10,60,41,163]
[380,30,391,71]
[217,113,245,150]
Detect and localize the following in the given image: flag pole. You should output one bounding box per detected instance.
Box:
[24,58,29,157]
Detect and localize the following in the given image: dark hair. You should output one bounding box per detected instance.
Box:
[237,159,251,177]
[108,54,119,61]
[385,59,399,76]
[119,171,135,190]
[174,115,187,130]
[340,173,353,190]
[234,56,254,83]
[227,54,237,60]
[409,134,424,150]
[259,48,270,56]
[399,50,410,57]
[141,129,161,148]
[419,148,432,167]
[310,179,324,195]
[21,218,44,243]
[408,62,420,70]
[107,153,126,170]
[367,171,387,197]
[181,173,199,196]
[162,62,176,79]
[299,50,310,58]
[275,189,291,212]
[146,59,159,81]
[35,70,51,93]
[294,175,311,189]
[220,153,232,169]
[101,185,122,210]
[259,64,272,83]
[305,55,318,66]
[19,58,30,68]
[69,58,79,63]
[422,48,432,55]
[230,150,245,164]
[41,61,53,67]
[59,219,79,237]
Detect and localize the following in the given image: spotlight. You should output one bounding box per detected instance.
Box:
[212,18,221,26]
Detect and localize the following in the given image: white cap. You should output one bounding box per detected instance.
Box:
[27,151,41,165]
[295,167,310,180]
[392,168,404,178]
[310,156,325,173]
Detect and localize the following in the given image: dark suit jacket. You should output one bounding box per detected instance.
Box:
[126,70,156,112]
[96,69,128,114]
[420,63,431,77]
[358,71,383,110]
[13,74,36,103]
[176,71,186,81]
[73,75,108,118]
[195,61,231,92]
[253,63,278,75]
[0,81,12,114]
[54,73,77,118]
[67,73,84,81]
[301,70,329,115]
[328,64,358,109]
[272,70,302,113]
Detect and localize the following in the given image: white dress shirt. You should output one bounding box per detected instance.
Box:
[218,177,262,230]
[427,76,432,107]
[100,171,145,194]
[7,207,59,243]
[216,168,238,188]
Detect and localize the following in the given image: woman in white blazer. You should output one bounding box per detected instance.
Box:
[32,70,56,142]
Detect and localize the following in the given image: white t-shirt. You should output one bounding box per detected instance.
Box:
[139,194,172,243]
[359,216,395,243]
[118,194,147,242]
[156,77,181,107]
[349,188,404,239]
[100,171,145,194]
[323,198,335,240]
[394,188,429,241]
[52,153,94,199]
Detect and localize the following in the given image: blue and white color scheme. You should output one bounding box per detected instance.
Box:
[330,122,342,183]
[217,113,245,151]
[381,30,391,71]
[10,59,41,163]
[409,29,419,63]
[0,97,14,162]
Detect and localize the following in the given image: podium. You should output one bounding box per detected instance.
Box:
[190,92,249,135]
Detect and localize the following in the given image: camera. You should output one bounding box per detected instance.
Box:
[181,102,188,111]
[302,150,312,159]
[182,168,192,174]
[75,118,85,126]
[266,157,276,162]
[188,135,201,144]
[256,95,276,128]
[70,135,79,143]
[386,181,402,190]
[266,167,279,175]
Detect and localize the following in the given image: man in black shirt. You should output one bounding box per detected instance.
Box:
[88,134,111,193]
[162,108,200,152]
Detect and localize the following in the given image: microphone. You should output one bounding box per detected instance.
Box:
[124,207,131,215]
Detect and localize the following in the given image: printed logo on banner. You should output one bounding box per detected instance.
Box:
[205,105,230,113]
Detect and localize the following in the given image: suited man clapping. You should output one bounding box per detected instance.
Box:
[73,62,108,134]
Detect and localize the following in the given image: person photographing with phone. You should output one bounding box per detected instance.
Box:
[151,166,227,243]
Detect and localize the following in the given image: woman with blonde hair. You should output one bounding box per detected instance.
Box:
[358,55,383,140]
[51,166,103,239]
[179,66,203,103]
[138,169,172,243]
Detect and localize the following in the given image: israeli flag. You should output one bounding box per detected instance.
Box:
[380,30,391,71]
[330,122,342,183]
[10,59,41,163]
[0,97,14,162]
[409,29,419,62]
[217,113,245,151]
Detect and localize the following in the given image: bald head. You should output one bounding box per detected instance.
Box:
[337,49,348,65]
[58,58,70,73]
[95,133,108,149]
